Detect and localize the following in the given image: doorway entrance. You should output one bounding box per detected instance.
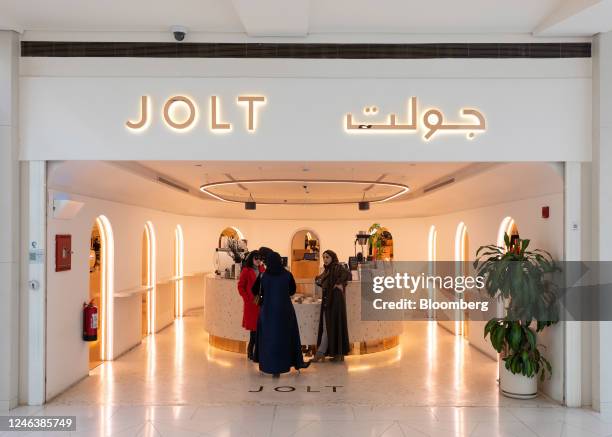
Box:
[87,215,114,368]
[42,160,567,409]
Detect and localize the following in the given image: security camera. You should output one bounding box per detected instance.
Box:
[171,25,188,42]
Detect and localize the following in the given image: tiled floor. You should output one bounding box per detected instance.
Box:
[5,310,611,436]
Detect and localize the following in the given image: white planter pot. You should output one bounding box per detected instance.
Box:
[499,359,537,399]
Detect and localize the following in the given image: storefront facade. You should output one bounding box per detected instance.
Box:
[2,32,612,413]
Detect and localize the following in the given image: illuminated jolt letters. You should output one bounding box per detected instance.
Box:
[126,95,266,132]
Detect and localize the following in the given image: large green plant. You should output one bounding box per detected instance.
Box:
[474,234,559,381]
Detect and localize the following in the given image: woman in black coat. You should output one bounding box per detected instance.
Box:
[312,250,351,362]
[257,251,309,377]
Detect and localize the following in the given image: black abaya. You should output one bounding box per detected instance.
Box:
[257,253,306,374]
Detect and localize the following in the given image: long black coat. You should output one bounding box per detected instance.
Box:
[256,269,306,374]
[316,263,351,356]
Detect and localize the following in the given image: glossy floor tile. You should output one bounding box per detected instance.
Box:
[8,310,610,436]
[49,309,530,407]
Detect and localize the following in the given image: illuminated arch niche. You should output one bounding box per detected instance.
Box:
[497,216,519,250]
[96,215,115,361]
[454,222,469,336]
[143,221,157,334]
[428,225,438,263]
[218,226,244,248]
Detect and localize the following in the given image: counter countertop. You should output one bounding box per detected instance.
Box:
[204,275,402,347]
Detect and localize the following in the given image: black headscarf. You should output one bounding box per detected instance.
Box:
[243,250,260,269]
[258,246,274,262]
[318,249,349,291]
[265,251,284,275]
[323,250,340,270]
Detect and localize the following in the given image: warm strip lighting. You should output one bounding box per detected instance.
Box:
[96,215,114,361]
[428,225,437,263]
[145,221,157,334]
[174,225,184,318]
[427,225,437,319]
[454,222,467,337]
[454,222,466,264]
[200,179,410,204]
[497,216,515,248]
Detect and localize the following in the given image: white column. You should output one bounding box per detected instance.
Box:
[19,162,46,406]
[564,162,582,407]
[592,31,612,415]
[0,30,20,412]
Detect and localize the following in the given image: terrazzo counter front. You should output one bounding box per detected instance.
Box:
[204,274,402,354]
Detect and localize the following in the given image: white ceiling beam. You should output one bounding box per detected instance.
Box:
[534,0,612,36]
[230,0,310,37]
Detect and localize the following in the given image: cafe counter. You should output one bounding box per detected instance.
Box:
[204,274,402,355]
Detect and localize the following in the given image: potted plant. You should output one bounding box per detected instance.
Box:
[368,223,393,260]
[474,233,559,399]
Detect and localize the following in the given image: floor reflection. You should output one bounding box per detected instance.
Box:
[51,309,550,408]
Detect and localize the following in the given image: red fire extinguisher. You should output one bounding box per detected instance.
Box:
[83,300,98,342]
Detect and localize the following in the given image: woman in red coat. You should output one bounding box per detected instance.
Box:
[237,250,264,360]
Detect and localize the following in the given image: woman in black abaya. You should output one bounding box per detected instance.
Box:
[312,249,351,362]
[257,251,309,377]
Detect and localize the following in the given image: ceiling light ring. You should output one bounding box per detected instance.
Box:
[199,179,410,205]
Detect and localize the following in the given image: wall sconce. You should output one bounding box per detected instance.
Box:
[245,201,256,210]
[358,201,370,211]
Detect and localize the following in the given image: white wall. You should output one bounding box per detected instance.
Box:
[591,31,612,415]
[19,57,591,163]
[46,186,565,401]
[0,30,20,412]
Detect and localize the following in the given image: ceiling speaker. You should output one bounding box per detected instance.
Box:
[358,201,370,211]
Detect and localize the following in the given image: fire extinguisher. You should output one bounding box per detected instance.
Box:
[83,300,98,342]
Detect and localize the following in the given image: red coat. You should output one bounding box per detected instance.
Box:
[237,266,263,331]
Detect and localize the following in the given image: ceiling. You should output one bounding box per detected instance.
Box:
[47,161,563,220]
[142,161,468,204]
[1,0,610,38]
[202,181,405,204]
